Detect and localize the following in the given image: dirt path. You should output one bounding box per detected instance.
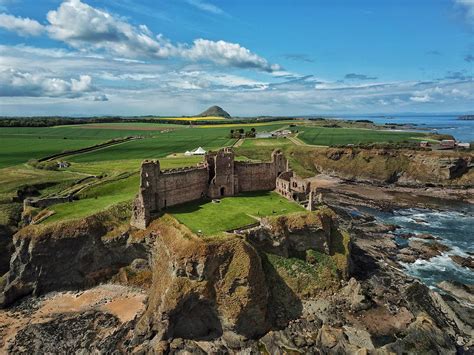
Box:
[289,133,328,147]
[233,138,245,147]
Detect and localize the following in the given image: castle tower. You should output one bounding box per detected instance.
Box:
[207,147,235,198]
[130,160,161,229]
[271,149,288,177]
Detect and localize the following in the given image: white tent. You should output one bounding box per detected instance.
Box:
[192,147,206,155]
[184,151,192,156]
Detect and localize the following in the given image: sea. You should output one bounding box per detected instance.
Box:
[366,207,474,288]
[337,115,474,288]
[339,114,474,143]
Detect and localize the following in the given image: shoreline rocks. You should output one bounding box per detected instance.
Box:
[450,255,474,270]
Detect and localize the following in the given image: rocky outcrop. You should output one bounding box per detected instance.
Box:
[0,225,14,277]
[398,240,450,263]
[245,208,336,257]
[0,211,149,308]
[438,281,474,304]
[134,216,269,350]
[450,255,474,270]
[291,147,473,187]
[1,197,472,353]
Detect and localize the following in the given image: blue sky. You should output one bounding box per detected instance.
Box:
[0,0,472,116]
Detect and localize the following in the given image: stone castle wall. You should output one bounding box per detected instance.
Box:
[235,162,278,192]
[131,148,289,229]
[156,167,209,209]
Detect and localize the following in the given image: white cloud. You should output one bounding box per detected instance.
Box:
[0,69,96,98]
[182,39,281,72]
[0,13,45,36]
[0,1,279,72]
[409,94,432,103]
[1,43,473,115]
[39,0,277,72]
[454,0,474,24]
[184,0,225,15]
[46,0,174,59]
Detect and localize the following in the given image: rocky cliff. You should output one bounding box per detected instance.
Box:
[133,216,269,351]
[290,147,473,186]
[0,203,149,308]
[1,202,472,353]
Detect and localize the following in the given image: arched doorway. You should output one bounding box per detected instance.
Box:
[220,187,225,196]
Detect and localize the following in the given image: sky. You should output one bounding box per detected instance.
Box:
[0,0,472,116]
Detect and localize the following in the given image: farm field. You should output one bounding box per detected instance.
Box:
[297,126,427,146]
[148,116,226,121]
[169,191,304,235]
[0,122,292,168]
[66,124,290,163]
[0,123,185,168]
[0,137,106,169]
[67,155,203,175]
[240,137,294,148]
[0,119,440,228]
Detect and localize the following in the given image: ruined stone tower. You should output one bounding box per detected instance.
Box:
[206,147,235,198]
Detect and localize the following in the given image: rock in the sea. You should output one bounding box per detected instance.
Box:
[450,255,474,270]
[398,240,450,263]
[399,232,439,240]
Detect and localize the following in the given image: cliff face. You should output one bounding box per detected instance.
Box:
[133,210,350,352]
[0,208,149,308]
[2,202,471,353]
[134,216,270,349]
[291,147,473,186]
[0,225,14,277]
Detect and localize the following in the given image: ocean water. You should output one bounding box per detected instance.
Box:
[368,207,474,287]
[340,115,474,143]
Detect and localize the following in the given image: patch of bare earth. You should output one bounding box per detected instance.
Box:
[0,284,146,352]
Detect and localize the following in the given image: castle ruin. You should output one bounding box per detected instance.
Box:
[131,148,291,229]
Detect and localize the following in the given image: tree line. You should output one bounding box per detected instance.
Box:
[0,116,299,128]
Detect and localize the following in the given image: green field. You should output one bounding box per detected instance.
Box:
[240,137,293,148]
[0,119,438,228]
[42,156,206,223]
[0,137,106,169]
[169,191,304,235]
[297,126,426,146]
[43,174,139,224]
[0,123,182,168]
[0,122,292,168]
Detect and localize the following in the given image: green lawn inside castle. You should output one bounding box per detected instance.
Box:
[169,191,304,235]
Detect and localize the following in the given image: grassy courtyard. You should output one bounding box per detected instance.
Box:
[169,191,304,236]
